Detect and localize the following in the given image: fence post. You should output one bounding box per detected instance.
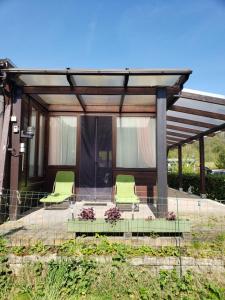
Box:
[178,145,183,192]
[199,137,206,198]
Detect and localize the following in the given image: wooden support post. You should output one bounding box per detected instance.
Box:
[156,88,168,217]
[178,145,183,191]
[0,95,3,141]
[199,137,206,198]
[0,104,11,192]
[9,87,22,220]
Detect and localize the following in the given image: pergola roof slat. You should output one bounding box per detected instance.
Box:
[167,115,215,129]
[171,105,225,121]
[167,88,225,148]
[166,130,193,138]
[181,90,225,106]
[167,124,202,134]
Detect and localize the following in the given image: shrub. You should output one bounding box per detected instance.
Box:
[0,236,7,254]
[215,151,225,169]
[168,173,225,201]
[104,207,121,224]
[78,207,95,221]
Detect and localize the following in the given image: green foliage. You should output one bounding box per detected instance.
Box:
[0,255,225,299]
[1,232,225,260]
[11,246,26,256]
[0,236,7,254]
[216,151,225,169]
[46,259,97,297]
[0,256,13,299]
[168,173,225,201]
[168,132,225,171]
[57,236,180,258]
[27,241,51,256]
[168,173,200,195]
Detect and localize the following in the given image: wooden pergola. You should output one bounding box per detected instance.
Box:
[1,60,225,218]
[0,62,193,219]
[167,89,225,197]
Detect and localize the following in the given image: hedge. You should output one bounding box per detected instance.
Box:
[168,173,225,201]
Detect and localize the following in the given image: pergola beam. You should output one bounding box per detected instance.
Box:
[167,130,193,138]
[22,86,180,95]
[2,68,192,76]
[66,74,86,112]
[167,134,186,142]
[119,74,129,113]
[168,121,225,149]
[167,124,202,134]
[181,91,225,106]
[166,139,177,145]
[167,115,215,129]
[171,105,225,121]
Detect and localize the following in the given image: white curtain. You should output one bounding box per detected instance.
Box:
[48,116,77,165]
[116,117,156,168]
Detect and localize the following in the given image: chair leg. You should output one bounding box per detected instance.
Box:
[132,203,134,220]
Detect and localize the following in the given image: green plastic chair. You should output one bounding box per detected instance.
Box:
[40,171,75,204]
[115,175,140,205]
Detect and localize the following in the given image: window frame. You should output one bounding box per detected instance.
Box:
[47,115,78,166]
[115,116,156,169]
[27,99,47,180]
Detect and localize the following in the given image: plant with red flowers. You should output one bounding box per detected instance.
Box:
[166,211,176,221]
[78,207,96,221]
[104,207,121,224]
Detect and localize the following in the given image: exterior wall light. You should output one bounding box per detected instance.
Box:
[21,126,35,139]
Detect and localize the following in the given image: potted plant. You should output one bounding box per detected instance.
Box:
[78,207,96,221]
[104,207,121,225]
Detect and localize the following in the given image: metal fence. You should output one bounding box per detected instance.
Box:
[0,187,224,293]
[0,188,224,243]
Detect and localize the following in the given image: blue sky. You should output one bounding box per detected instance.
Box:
[1,0,225,94]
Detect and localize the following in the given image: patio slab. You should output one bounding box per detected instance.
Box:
[0,188,224,245]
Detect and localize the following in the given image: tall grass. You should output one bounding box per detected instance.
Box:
[1,258,224,300]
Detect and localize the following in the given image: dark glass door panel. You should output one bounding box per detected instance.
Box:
[79,116,112,200]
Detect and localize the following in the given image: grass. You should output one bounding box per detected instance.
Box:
[0,258,224,300]
[0,233,225,258]
[0,234,224,299]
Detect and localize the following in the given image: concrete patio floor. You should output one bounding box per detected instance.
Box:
[0,188,224,245]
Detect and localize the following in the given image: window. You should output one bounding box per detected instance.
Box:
[48,116,77,165]
[28,108,37,177]
[28,107,46,178]
[116,117,156,168]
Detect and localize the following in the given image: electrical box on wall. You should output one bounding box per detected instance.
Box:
[11,115,17,122]
[13,125,19,133]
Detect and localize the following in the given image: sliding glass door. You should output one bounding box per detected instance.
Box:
[79,116,112,200]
